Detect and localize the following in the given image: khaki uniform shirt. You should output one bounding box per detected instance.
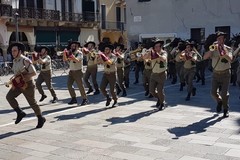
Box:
[151,50,168,73]
[183,51,197,69]
[211,45,232,71]
[69,50,83,71]
[103,53,117,73]
[124,53,131,67]
[12,54,36,81]
[144,60,152,70]
[40,55,51,71]
[116,53,124,68]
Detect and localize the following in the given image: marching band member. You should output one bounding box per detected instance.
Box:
[172,41,186,91]
[114,44,127,97]
[133,43,144,84]
[6,42,46,128]
[142,48,153,97]
[63,41,88,106]
[180,41,198,101]
[33,46,58,103]
[143,39,168,110]
[204,31,233,118]
[123,49,131,88]
[233,42,240,99]
[82,41,100,95]
[98,44,118,107]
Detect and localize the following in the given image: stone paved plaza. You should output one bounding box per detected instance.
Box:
[0,68,240,160]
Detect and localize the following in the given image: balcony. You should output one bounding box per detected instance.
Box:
[0,4,99,24]
[102,21,126,31]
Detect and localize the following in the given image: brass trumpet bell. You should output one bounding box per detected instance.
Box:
[209,45,217,51]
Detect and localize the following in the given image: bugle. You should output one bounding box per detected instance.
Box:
[209,44,217,51]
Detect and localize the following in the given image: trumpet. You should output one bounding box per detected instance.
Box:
[209,44,218,51]
[129,47,142,55]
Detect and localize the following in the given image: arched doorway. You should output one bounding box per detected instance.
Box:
[9,32,30,51]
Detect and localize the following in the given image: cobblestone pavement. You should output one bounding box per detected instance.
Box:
[0,68,240,160]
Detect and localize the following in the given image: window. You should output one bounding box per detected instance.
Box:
[191,28,205,44]
[215,26,230,42]
[116,7,121,29]
[101,4,106,29]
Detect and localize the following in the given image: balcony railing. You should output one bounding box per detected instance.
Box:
[0,4,99,23]
[102,21,126,31]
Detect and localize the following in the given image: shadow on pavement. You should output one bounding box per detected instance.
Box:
[54,107,107,121]
[104,109,159,127]
[167,114,223,139]
[0,128,36,140]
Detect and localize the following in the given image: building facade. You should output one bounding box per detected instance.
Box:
[126,0,240,45]
[99,0,127,46]
[0,0,100,57]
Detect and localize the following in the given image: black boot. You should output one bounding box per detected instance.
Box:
[36,115,46,128]
[216,101,222,113]
[112,100,118,107]
[39,94,47,102]
[180,83,184,91]
[81,99,89,106]
[86,88,93,94]
[192,87,196,96]
[158,103,166,111]
[51,97,58,103]
[148,94,153,98]
[14,108,26,124]
[133,79,139,84]
[93,89,100,95]
[68,97,77,105]
[145,90,149,96]
[116,84,122,95]
[121,90,127,97]
[185,93,191,101]
[106,96,112,106]
[223,109,229,118]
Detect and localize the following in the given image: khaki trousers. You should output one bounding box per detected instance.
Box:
[36,70,56,97]
[83,65,99,90]
[143,69,152,92]
[117,67,125,90]
[6,80,42,116]
[211,69,231,110]
[176,62,185,83]
[100,72,117,101]
[149,71,167,104]
[184,67,196,93]
[67,70,87,99]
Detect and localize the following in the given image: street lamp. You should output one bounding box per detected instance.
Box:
[12,0,19,42]
[15,12,19,42]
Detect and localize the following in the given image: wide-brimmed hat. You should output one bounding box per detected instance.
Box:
[114,43,124,50]
[85,41,96,47]
[69,41,81,47]
[185,41,195,48]
[103,43,114,50]
[10,42,25,52]
[153,38,164,47]
[40,46,50,53]
[216,31,227,38]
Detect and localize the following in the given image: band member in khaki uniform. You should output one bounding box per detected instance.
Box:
[142,48,153,97]
[6,43,46,128]
[172,41,186,91]
[233,43,240,99]
[204,32,233,118]
[63,41,88,106]
[123,49,131,88]
[98,44,118,107]
[33,46,57,103]
[114,44,127,97]
[180,42,198,101]
[144,39,168,110]
[83,41,100,95]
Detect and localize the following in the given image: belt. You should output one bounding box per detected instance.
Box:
[213,69,229,74]
[104,71,115,75]
[70,69,82,72]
